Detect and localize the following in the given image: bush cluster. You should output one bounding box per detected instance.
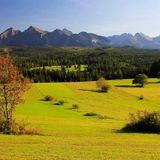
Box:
[70,104,79,110]
[83,112,109,119]
[44,95,54,101]
[122,111,160,133]
[54,100,65,105]
[0,120,40,135]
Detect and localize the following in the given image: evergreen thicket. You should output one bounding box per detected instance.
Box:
[1,47,160,82]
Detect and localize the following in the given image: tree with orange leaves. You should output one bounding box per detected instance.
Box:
[0,54,29,133]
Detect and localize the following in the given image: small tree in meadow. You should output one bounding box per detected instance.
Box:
[0,54,29,134]
[132,74,148,87]
[96,77,111,92]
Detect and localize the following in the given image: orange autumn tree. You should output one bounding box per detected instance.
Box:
[0,54,29,133]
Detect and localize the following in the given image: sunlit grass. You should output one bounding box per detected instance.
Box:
[0,79,160,159]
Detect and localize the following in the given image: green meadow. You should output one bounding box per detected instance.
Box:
[0,79,160,160]
[31,65,88,72]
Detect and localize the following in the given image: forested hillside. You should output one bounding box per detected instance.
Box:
[1,47,160,82]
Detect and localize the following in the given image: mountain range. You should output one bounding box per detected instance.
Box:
[1,26,160,49]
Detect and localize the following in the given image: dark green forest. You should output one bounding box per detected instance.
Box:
[1,47,160,82]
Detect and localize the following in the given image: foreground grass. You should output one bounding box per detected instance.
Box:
[0,79,160,160]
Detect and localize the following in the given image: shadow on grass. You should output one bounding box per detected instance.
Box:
[116,82,160,88]
[115,85,140,88]
[114,129,134,134]
[79,89,102,93]
[83,112,115,120]
[148,81,160,84]
[38,99,48,102]
[113,129,160,134]
[53,103,60,106]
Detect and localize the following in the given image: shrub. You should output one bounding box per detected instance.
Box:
[44,95,54,101]
[0,120,40,135]
[83,112,109,119]
[139,95,144,100]
[98,115,109,119]
[96,77,111,93]
[16,122,40,135]
[132,74,148,87]
[101,84,111,93]
[122,111,160,133]
[96,77,106,88]
[0,119,10,134]
[70,104,79,110]
[59,100,65,105]
[84,112,99,117]
[54,100,65,105]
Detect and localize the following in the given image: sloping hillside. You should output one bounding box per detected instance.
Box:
[0,79,160,159]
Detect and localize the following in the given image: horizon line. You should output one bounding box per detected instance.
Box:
[1,25,160,38]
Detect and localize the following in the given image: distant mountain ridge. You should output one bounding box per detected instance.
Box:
[0,26,110,47]
[108,33,160,49]
[1,26,160,49]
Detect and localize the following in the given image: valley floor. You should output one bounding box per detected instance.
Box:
[0,79,160,160]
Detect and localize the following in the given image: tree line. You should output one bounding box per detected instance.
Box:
[1,47,160,82]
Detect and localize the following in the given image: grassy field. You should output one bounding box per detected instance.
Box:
[0,79,160,160]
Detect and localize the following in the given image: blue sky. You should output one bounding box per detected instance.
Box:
[0,0,160,36]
